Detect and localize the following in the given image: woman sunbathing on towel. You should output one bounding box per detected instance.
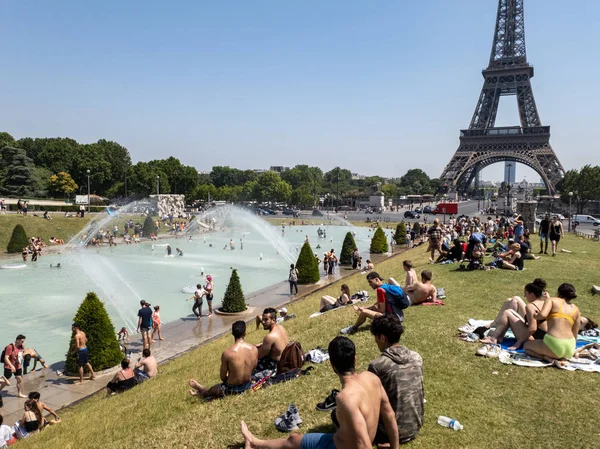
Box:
[524,283,580,363]
[319,284,351,312]
[472,278,549,339]
[479,282,548,349]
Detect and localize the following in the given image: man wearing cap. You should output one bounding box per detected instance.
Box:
[341,272,408,335]
[137,300,153,349]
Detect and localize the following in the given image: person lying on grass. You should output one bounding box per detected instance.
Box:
[388,270,436,306]
[240,336,399,449]
[189,321,257,398]
[341,272,409,335]
[319,284,351,313]
[479,281,549,349]
[254,308,289,373]
[524,283,580,364]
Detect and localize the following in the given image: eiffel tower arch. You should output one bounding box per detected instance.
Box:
[440,0,565,195]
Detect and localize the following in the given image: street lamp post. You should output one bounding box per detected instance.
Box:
[156,175,160,196]
[86,169,91,213]
[568,191,573,232]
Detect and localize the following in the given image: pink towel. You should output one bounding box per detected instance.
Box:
[417,299,445,306]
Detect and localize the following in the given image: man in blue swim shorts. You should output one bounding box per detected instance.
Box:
[71,323,95,384]
[240,337,399,449]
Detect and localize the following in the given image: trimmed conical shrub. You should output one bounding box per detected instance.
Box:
[7,224,28,253]
[296,241,320,284]
[370,227,389,254]
[142,215,157,237]
[222,269,247,313]
[340,232,357,265]
[65,292,123,374]
[413,221,421,235]
[394,222,407,245]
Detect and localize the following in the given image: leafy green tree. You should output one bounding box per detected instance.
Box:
[7,224,29,253]
[31,166,53,197]
[142,215,157,237]
[0,132,15,149]
[296,242,320,284]
[191,183,218,202]
[399,168,434,195]
[559,165,600,214]
[370,227,389,254]
[65,292,124,373]
[393,222,407,245]
[291,186,315,209]
[48,172,78,196]
[19,137,79,174]
[340,232,358,265]
[253,171,292,203]
[0,146,35,196]
[127,162,170,197]
[72,143,113,194]
[381,183,399,199]
[222,269,247,313]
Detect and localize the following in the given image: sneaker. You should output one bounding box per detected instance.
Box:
[316,389,339,412]
[275,404,302,426]
[340,325,357,335]
[275,415,299,432]
[476,345,490,356]
[486,346,502,358]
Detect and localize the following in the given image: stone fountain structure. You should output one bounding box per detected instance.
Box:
[150,194,186,217]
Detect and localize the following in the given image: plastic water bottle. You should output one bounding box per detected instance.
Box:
[468,332,480,342]
[437,416,463,431]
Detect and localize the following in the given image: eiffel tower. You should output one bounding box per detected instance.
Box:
[440,0,564,196]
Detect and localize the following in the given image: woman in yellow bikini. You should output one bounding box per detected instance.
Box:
[524,283,579,362]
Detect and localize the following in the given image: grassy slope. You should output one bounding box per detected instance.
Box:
[0,215,92,253]
[19,235,600,449]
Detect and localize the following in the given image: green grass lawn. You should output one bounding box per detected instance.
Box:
[0,215,92,254]
[17,235,600,449]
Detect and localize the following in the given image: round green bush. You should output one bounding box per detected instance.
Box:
[370,227,389,254]
[222,269,247,313]
[296,241,320,284]
[65,292,123,374]
[413,221,421,235]
[393,222,407,245]
[7,224,28,253]
[142,215,157,237]
[339,231,357,265]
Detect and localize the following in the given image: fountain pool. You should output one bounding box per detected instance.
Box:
[0,222,380,365]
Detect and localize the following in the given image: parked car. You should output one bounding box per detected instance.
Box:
[423,205,432,214]
[404,210,420,219]
[572,214,600,226]
[413,208,422,214]
[282,208,297,216]
[262,208,277,215]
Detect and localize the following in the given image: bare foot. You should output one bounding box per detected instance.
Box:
[159,338,164,341]
[240,421,256,449]
[480,337,497,345]
[188,379,205,394]
[0,375,10,386]
[18,393,27,398]
[90,375,95,380]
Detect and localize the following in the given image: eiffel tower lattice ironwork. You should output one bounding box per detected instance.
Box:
[440,0,564,195]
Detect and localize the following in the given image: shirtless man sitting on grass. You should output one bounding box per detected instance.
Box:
[240,336,399,449]
[189,321,257,398]
[404,270,437,305]
[255,308,289,373]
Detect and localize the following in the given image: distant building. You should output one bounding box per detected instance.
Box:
[504,162,516,184]
[269,166,289,173]
[351,173,365,180]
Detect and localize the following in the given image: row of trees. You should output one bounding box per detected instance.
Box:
[558,165,600,214]
[0,130,443,206]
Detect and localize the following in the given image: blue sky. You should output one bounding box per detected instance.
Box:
[1,0,599,181]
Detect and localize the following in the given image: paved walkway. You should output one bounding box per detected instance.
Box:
[0,252,395,426]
